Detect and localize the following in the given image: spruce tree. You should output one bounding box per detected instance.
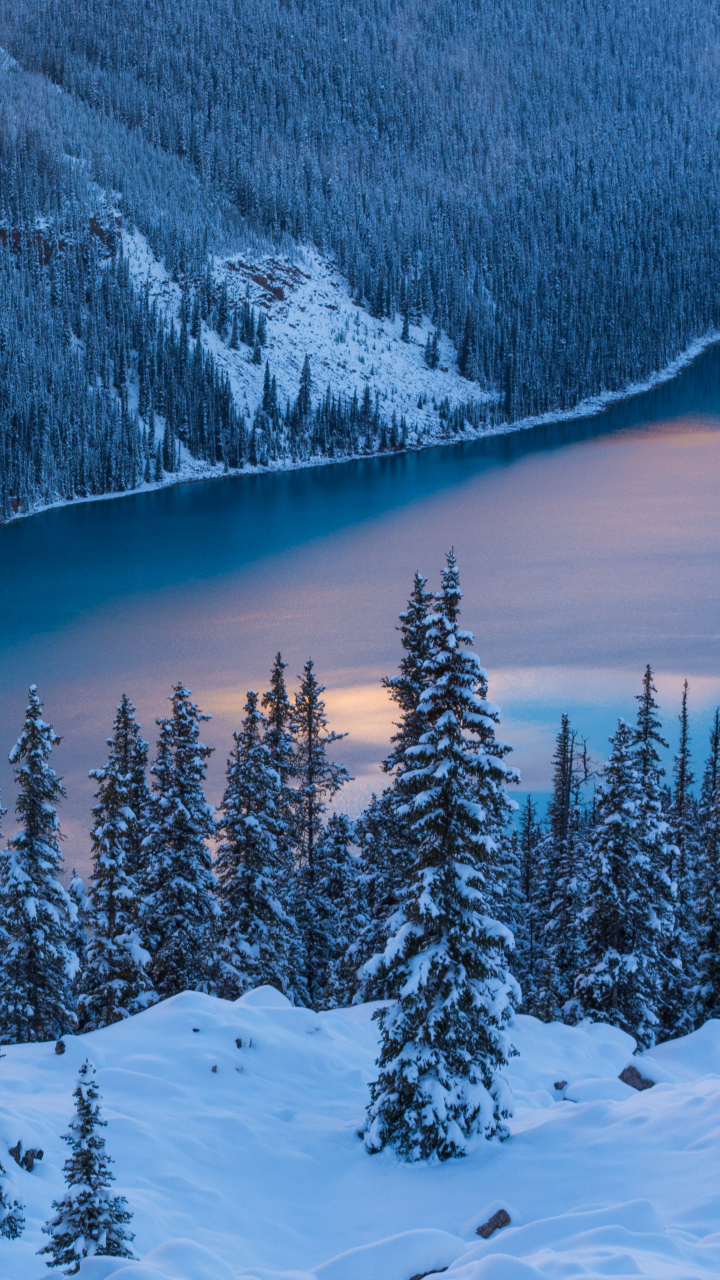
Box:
[141,686,219,997]
[0,1161,24,1240]
[576,719,668,1047]
[632,665,676,1037]
[0,686,76,1044]
[511,795,544,1013]
[215,691,304,1002]
[310,812,359,1008]
[662,680,699,1037]
[76,697,155,1032]
[292,660,351,1005]
[534,715,589,1023]
[351,573,435,1002]
[40,1060,134,1274]
[68,871,88,984]
[364,552,518,1160]
[696,709,720,1022]
[382,571,433,775]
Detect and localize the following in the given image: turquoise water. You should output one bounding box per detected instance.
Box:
[2,351,720,868]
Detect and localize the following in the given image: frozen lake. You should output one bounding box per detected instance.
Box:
[2,350,720,870]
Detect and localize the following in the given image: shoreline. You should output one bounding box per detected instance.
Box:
[5,327,719,527]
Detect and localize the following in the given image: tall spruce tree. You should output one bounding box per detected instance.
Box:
[632,665,675,1032]
[696,709,720,1023]
[76,697,155,1032]
[534,716,589,1023]
[311,812,359,1008]
[382,571,433,775]
[0,687,76,1044]
[576,719,667,1045]
[364,552,518,1161]
[292,660,351,1005]
[511,795,544,1013]
[352,572,435,1001]
[215,690,305,1002]
[662,681,699,1036]
[141,686,219,997]
[40,1060,134,1274]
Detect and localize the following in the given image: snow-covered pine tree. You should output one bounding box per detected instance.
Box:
[511,794,544,1013]
[262,653,295,786]
[215,690,305,1003]
[0,686,76,1044]
[39,1060,134,1274]
[311,812,359,1008]
[695,709,720,1023]
[382,571,433,774]
[0,1159,24,1240]
[631,664,675,1035]
[141,686,219,997]
[662,680,699,1037]
[292,659,351,1006]
[348,790,407,1003]
[576,718,669,1046]
[76,697,156,1032]
[534,715,590,1024]
[104,696,152,889]
[364,551,519,1161]
[68,872,88,984]
[351,572,435,1002]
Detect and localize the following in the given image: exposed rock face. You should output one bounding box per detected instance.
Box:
[477,1209,512,1239]
[619,1065,655,1092]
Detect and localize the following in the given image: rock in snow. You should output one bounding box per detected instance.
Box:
[0,993,719,1280]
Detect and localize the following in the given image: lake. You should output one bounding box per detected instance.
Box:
[2,350,720,872]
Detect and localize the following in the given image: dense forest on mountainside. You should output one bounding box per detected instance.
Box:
[2,0,720,513]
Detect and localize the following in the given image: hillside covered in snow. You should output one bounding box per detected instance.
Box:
[2,987,720,1280]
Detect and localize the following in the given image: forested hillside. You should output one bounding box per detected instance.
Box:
[2,0,720,515]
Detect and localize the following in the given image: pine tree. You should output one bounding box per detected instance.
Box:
[350,789,407,1003]
[76,697,155,1032]
[576,719,668,1046]
[310,812,359,1008]
[141,686,219,997]
[534,715,589,1023]
[511,795,544,1012]
[215,691,304,1002]
[0,686,76,1044]
[364,552,518,1160]
[39,1060,134,1274]
[297,355,312,417]
[0,1160,24,1240]
[382,571,433,775]
[696,709,720,1022]
[68,870,88,984]
[292,660,351,1005]
[662,680,699,1037]
[632,665,675,1038]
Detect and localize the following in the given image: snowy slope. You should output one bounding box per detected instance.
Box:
[123,230,491,437]
[2,988,720,1280]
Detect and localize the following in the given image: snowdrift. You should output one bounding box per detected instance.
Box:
[1,987,719,1280]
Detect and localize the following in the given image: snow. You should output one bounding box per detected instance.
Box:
[122,230,492,436]
[2,992,720,1280]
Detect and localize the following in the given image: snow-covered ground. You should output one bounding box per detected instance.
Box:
[122,230,491,434]
[3,986,720,1280]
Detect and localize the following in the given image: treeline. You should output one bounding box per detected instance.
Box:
[4,0,720,418]
[0,555,718,1164]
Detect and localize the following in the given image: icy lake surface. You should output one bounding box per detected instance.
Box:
[2,346,720,863]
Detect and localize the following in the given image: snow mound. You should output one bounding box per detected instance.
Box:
[1,997,720,1280]
[236,986,293,1009]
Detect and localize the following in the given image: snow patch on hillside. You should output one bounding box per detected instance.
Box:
[2,990,720,1280]
[122,229,492,431]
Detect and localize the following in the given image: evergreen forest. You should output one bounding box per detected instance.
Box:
[0,555,718,1168]
[2,0,720,514]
